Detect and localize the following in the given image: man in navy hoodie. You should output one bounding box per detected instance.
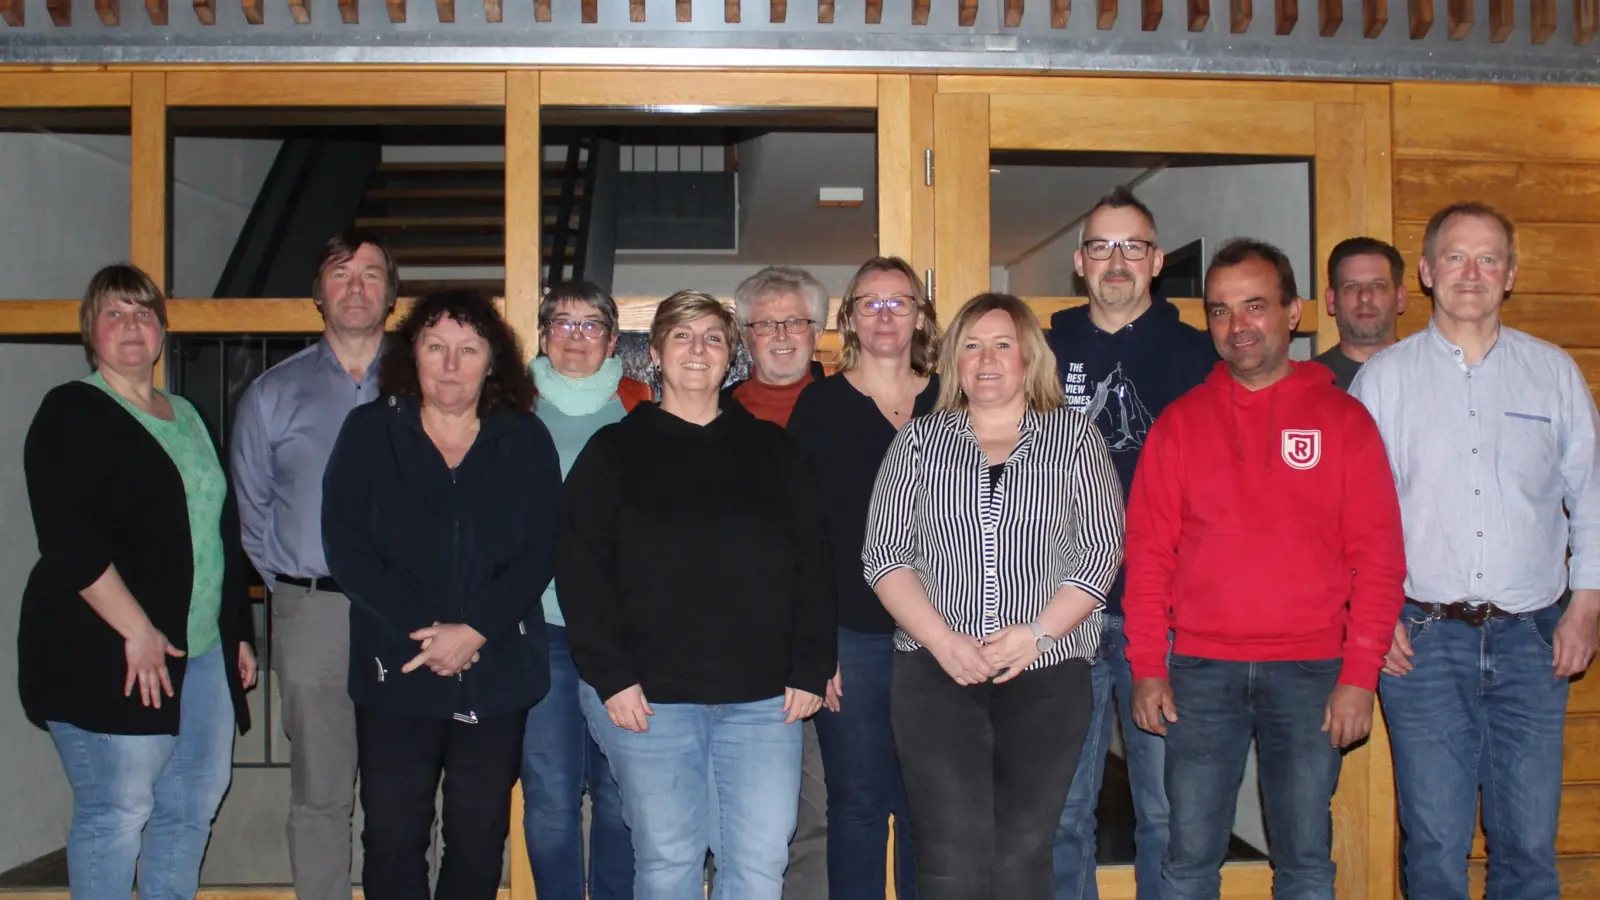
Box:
[1050,186,1216,900]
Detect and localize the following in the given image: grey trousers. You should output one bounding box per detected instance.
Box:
[271,584,358,900]
[782,719,829,900]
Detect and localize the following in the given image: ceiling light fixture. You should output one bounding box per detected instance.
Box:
[818,187,865,208]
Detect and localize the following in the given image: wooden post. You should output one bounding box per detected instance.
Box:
[131,72,169,387]
[932,92,989,323]
[505,71,542,361]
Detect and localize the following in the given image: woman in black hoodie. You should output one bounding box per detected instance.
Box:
[557,290,837,900]
[322,289,561,900]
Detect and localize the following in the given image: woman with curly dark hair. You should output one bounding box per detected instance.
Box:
[322,289,562,900]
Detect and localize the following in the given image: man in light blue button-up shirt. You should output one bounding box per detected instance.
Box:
[1351,203,1600,900]
[230,231,395,900]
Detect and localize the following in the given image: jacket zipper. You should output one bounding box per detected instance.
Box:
[375,657,387,682]
[451,465,477,724]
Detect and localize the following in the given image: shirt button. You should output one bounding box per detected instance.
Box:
[1476,573,1484,579]
[1470,410,1476,417]
[1475,489,1482,496]
[1471,448,1478,454]
[1477,531,1484,537]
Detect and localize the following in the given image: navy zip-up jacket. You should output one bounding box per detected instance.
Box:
[1048,297,1216,615]
[322,393,562,721]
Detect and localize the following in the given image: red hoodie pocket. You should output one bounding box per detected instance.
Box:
[1171,531,1341,645]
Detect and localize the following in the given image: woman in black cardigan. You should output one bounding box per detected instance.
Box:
[18,265,256,900]
[322,289,561,900]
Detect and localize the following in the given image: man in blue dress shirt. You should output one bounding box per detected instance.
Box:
[230,231,396,900]
[1351,203,1600,900]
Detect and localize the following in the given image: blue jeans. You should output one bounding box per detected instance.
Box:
[1053,615,1169,900]
[812,628,916,900]
[1163,655,1343,900]
[581,685,801,900]
[1381,602,1568,900]
[521,626,634,900]
[48,646,235,900]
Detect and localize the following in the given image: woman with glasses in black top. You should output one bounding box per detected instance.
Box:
[786,257,941,900]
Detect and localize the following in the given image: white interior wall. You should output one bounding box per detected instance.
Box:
[0,132,277,874]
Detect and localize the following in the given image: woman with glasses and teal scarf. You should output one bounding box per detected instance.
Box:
[519,281,650,900]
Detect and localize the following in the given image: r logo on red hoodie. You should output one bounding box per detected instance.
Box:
[1121,360,1407,692]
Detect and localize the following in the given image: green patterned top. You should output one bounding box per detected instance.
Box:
[85,372,226,656]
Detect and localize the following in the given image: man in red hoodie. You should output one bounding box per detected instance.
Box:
[1122,238,1406,900]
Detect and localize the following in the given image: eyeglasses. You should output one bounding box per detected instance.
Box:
[1080,239,1154,261]
[852,294,917,317]
[547,319,608,340]
[745,317,816,337]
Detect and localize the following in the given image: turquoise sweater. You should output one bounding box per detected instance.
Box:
[535,396,627,626]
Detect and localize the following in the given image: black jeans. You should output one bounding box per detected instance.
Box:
[356,706,528,900]
[890,649,1092,900]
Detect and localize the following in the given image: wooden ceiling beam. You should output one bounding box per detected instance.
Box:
[46,0,70,24]
[1276,0,1296,31]
[288,0,309,22]
[192,0,213,20]
[768,0,783,21]
[0,0,22,24]
[912,0,929,23]
[1447,0,1471,37]
[1529,0,1554,40]
[1317,0,1340,33]
[1188,0,1208,29]
[533,0,549,21]
[867,0,882,23]
[1408,0,1430,34]
[387,0,404,22]
[1574,0,1595,43]
[1143,0,1161,28]
[242,0,263,23]
[1487,0,1511,39]
[1362,0,1384,33]
[958,0,977,23]
[95,0,118,22]
[484,0,500,22]
[817,0,832,21]
[1096,0,1114,25]
[1230,0,1249,31]
[581,0,596,20]
[1003,0,1023,25]
[437,0,454,21]
[678,0,692,19]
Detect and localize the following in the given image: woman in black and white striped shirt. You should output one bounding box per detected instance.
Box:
[861,292,1124,900]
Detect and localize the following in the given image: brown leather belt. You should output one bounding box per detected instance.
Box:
[1405,599,1513,627]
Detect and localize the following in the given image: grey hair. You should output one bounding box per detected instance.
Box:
[733,266,830,328]
[539,281,620,336]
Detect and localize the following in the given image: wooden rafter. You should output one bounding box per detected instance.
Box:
[533,0,549,21]
[817,0,832,21]
[1143,0,1161,28]
[678,0,691,20]
[242,0,263,23]
[1362,0,1384,33]
[387,0,404,22]
[1318,0,1339,33]
[1487,0,1511,39]
[1003,0,1023,25]
[1051,0,1069,25]
[95,0,118,23]
[46,0,71,24]
[866,0,881,22]
[726,0,739,21]
[1529,0,1554,41]
[1578,0,1598,44]
[483,0,500,20]
[1276,0,1296,32]
[437,0,454,21]
[580,0,595,21]
[288,0,309,22]
[1408,0,1430,34]
[1188,0,1208,29]
[767,0,782,21]
[1230,0,1249,31]
[193,0,214,22]
[1097,0,1115,27]
[0,0,22,25]
[1447,0,1471,37]
[912,0,929,23]
[959,0,977,24]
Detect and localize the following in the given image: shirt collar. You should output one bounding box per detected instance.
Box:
[1426,318,1504,371]
[316,336,384,384]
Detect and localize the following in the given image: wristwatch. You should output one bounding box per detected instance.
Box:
[1028,621,1057,653]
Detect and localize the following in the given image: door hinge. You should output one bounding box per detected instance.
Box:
[925,268,936,304]
[924,148,933,186]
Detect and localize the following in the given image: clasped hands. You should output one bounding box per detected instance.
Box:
[929,624,1041,686]
[402,622,486,677]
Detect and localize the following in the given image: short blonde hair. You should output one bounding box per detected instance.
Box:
[648,290,740,357]
[936,292,1063,414]
[79,264,167,369]
[837,256,940,377]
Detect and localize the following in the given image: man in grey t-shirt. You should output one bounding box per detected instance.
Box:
[1313,237,1408,390]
